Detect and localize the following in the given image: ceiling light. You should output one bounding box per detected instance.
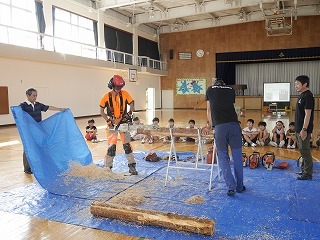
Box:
[173,20,181,31]
[148,2,155,18]
[239,8,246,21]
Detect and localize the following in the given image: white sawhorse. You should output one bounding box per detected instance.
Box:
[164,128,220,191]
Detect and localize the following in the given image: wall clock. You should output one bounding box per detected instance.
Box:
[196,49,204,58]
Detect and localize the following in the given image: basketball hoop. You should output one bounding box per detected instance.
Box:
[129,69,137,82]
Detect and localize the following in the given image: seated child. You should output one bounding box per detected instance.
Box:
[201,121,214,144]
[85,119,98,142]
[286,122,297,149]
[182,119,196,142]
[242,119,258,147]
[270,120,286,147]
[141,117,160,144]
[130,117,144,141]
[256,121,270,146]
[316,130,320,148]
[164,118,179,143]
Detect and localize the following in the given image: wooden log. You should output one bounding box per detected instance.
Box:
[137,127,214,138]
[90,202,215,236]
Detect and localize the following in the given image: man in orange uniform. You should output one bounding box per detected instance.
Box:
[100,75,137,175]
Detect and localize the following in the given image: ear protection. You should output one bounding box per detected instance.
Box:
[108,78,114,89]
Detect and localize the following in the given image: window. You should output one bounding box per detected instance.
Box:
[0,0,38,48]
[53,7,97,58]
[104,25,133,64]
[138,37,160,69]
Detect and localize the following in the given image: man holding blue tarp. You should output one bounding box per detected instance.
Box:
[20,88,65,174]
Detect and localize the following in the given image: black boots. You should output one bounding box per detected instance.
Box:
[128,163,138,175]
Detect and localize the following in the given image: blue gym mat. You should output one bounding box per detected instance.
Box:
[5,106,320,239]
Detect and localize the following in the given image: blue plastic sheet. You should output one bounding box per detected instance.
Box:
[6,107,320,239]
[1,160,320,239]
[11,107,92,193]
[11,106,175,199]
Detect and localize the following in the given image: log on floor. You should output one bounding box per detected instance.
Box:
[137,127,214,138]
[90,202,215,236]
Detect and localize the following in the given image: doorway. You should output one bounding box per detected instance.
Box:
[146,88,155,110]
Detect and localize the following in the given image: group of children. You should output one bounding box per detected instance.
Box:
[242,118,320,149]
[131,117,199,144]
[84,117,320,149]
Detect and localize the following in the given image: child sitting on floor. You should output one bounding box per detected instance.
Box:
[270,120,286,148]
[286,122,297,149]
[182,119,197,142]
[141,117,160,144]
[242,119,258,147]
[85,119,98,142]
[256,121,270,146]
[316,130,320,148]
[130,117,144,141]
[164,118,179,143]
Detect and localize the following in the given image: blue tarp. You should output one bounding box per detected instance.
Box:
[1,159,320,239]
[6,106,320,239]
[11,106,93,195]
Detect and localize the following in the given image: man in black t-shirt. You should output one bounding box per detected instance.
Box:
[294,75,314,180]
[204,78,245,196]
[20,88,65,174]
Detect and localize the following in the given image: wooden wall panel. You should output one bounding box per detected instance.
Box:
[0,86,9,115]
[159,16,320,108]
[244,97,262,110]
[235,97,244,109]
[315,96,319,111]
[290,97,299,110]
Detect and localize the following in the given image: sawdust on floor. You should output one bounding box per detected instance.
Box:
[108,186,146,206]
[184,195,206,204]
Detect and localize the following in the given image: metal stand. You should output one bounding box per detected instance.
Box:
[164,128,220,191]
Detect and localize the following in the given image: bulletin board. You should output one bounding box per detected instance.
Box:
[0,86,9,114]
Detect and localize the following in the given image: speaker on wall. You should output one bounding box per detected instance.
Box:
[169,49,174,59]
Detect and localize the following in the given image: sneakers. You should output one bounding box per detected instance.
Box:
[148,139,153,144]
[269,141,278,147]
[297,174,312,180]
[128,163,138,175]
[279,140,285,148]
[287,145,291,149]
[91,139,98,143]
[250,142,257,147]
[141,139,145,144]
[227,190,236,196]
[243,142,248,147]
[291,145,295,149]
[163,138,168,144]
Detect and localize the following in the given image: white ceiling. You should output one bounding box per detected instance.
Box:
[85,0,320,34]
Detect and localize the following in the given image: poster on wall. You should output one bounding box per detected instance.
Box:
[176,78,206,95]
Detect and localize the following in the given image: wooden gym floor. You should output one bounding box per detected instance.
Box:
[0,109,319,239]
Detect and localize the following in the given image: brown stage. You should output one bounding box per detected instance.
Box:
[0,109,319,239]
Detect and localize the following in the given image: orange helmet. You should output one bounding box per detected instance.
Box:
[108,75,125,89]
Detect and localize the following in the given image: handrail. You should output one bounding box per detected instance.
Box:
[0,23,166,70]
[138,56,167,71]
